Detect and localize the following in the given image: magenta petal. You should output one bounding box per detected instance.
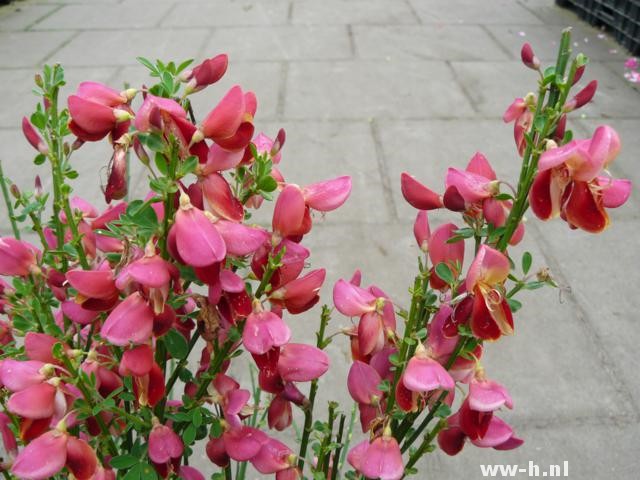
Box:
[400,173,443,210]
[119,344,154,377]
[224,426,267,461]
[332,279,376,316]
[428,223,464,273]
[469,379,513,412]
[251,437,292,474]
[12,431,67,480]
[347,440,369,472]
[598,176,632,208]
[272,185,306,237]
[445,168,493,203]
[413,210,431,251]
[403,356,454,392]
[348,361,383,405]
[101,292,154,346]
[226,389,251,417]
[243,311,291,355]
[215,221,269,257]
[8,383,56,419]
[219,269,245,293]
[302,176,352,212]
[202,85,245,140]
[124,255,171,289]
[0,359,46,392]
[361,436,404,480]
[470,415,514,448]
[66,268,116,300]
[465,244,510,291]
[466,152,496,180]
[62,300,99,325]
[494,435,524,451]
[174,206,226,267]
[148,424,184,464]
[205,144,244,172]
[358,311,384,356]
[179,466,206,480]
[278,344,329,382]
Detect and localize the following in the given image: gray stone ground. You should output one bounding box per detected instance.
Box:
[1,0,639,478]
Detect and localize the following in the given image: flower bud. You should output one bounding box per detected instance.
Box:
[21,117,49,155]
[564,80,597,112]
[520,43,540,70]
[572,64,585,85]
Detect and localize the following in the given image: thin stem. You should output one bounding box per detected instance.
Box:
[0,161,20,239]
[331,414,347,480]
[403,418,447,475]
[318,403,337,475]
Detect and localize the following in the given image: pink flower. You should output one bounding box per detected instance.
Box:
[277,344,329,382]
[22,117,48,154]
[348,360,383,405]
[520,42,540,70]
[243,309,291,355]
[182,54,228,94]
[413,210,431,252]
[104,146,127,203]
[0,237,39,277]
[465,245,513,340]
[101,292,154,346]
[624,57,639,70]
[530,125,630,233]
[170,192,226,267]
[200,173,244,222]
[348,433,404,480]
[302,176,352,212]
[148,420,184,464]
[400,172,443,210]
[272,184,308,239]
[68,81,132,142]
[428,223,464,290]
[332,279,377,317]
[201,85,255,150]
[402,343,455,393]
[468,376,513,412]
[269,268,326,314]
[565,80,597,111]
[251,437,295,474]
[12,429,98,480]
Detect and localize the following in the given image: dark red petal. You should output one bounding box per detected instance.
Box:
[530,169,553,220]
[470,293,502,341]
[564,180,609,233]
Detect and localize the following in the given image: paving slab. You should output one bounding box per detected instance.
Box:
[161,0,290,27]
[353,25,511,62]
[285,60,476,120]
[0,30,75,67]
[199,25,352,61]
[408,0,544,25]
[33,1,173,29]
[50,28,211,67]
[0,2,60,30]
[291,0,419,26]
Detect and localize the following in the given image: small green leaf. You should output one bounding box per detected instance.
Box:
[507,298,522,313]
[177,156,198,178]
[521,251,532,275]
[524,281,546,290]
[414,327,427,340]
[140,463,158,480]
[164,329,189,360]
[192,408,203,428]
[257,175,278,192]
[183,424,197,446]
[177,59,194,74]
[137,57,157,74]
[494,193,513,201]
[33,154,46,165]
[434,403,452,418]
[30,111,46,129]
[434,262,455,285]
[122,463,143,480]
[110,455,140,469]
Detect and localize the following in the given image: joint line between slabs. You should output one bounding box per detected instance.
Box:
[370,119,398,220]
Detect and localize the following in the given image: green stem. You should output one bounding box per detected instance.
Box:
[0,161,20,239]
[317,403,337,475]
[297,307,331,473]
[224,464,232,480]
[164,331,200,396]
[330,414,347,480]
[403,418,447,475]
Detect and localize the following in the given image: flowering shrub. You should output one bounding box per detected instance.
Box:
[0,29,632,480]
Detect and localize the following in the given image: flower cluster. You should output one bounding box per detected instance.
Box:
[0,30,632,480]
[624,56,639,83]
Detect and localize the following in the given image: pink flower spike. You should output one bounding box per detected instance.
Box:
[22,117,48,154]
[466,245,510,291]
[101,292,154,346]
[400,173,443,210]
[598,176,632,208]
[469,378,513,412]
[278,344,329,382]
[148,421,184,464]
[11,430,67,480]
[360,435,404,480]
[272,184,306,238]
[332,279,377,316]
[403,351,455,393]
[243,310,291,355]
[502,97,527,123]
[302,176,352,212]
[347,361,383,405]
[201,85,245,140]
[173,197,226,267]
[413,211,431,252]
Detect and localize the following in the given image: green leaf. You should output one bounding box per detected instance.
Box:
[140,463,158,480]
[521,251,532,275]
[164,329,189,360]
[110,455,140,469]
[542,66,556,85]
[192,408,203,428]
[177,156,198,178]
[210,418,223,438]
[65,169,79,179]
[257,175,278,192]
[33,154,46,165]
[122,463,143,480]
[434,262,455,285]
[137,57,157,74]
[533,114,547,132]
[494,193,513,201]
[507,298,522,313]
[30,111,46,129]
[414,327,427,340]
[524,281,546,290]
[388,352,401,366]
[177,59,194,74]
[138,132,166,153]
[434,403,452,418]
[183,424,197,446]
